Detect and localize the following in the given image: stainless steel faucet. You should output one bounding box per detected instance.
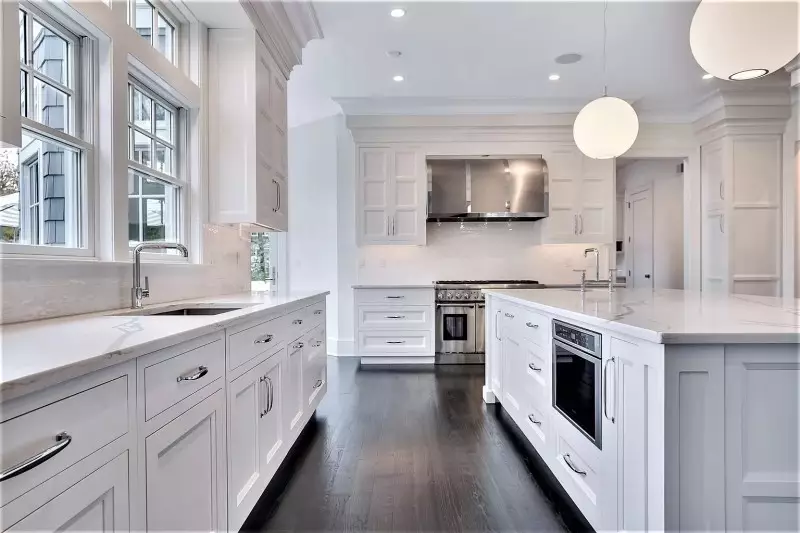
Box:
[131,242,189,308]
[584,247,600,281]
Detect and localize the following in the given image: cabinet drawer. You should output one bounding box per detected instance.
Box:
[355,288,433,306]
[522,397,551,457]
[0,376,128,507]
[358,330,432,355]
[554,433,600,521]
[228,314,287,372]
[519,308,549,346]
[285,308,310,343]
[304,353,326,408]
[358,305,433,330]
[304,325,326,360]
[524,339,550,398]
[303,300,326,329]
[143,337,225,420]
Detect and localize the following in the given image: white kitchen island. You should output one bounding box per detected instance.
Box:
[483,288,799,532]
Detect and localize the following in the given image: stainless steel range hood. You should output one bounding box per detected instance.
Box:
[427,156,549,222]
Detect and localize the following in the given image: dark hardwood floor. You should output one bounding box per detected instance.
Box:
[250,357,572,532]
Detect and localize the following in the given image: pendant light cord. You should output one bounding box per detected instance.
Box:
[603,0,608,97]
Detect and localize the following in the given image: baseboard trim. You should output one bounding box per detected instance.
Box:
[482,385,497,403]
[240,413,319,531]
[329,337,355,357]
[360,356,435,365]
[493,403,594,533]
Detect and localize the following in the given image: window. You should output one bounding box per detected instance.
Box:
[129,0,176,63]
[1,6,87,253]
[127,78,183,251]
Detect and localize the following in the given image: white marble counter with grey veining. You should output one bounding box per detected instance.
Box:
[352,284,434,289]
[483,288,800,344]
[0,291,329,401]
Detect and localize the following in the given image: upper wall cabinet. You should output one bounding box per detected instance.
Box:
[208,29,288,231]
[357,145,426,246]
[0,0,21,148]
[542,146,614,244]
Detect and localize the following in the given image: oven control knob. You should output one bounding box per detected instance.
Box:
[455,292,462,299]
[446,291,453,299]
[437,291,444,299]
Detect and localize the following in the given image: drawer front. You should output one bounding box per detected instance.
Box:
[358,305,433,330]
[554,432,600,523]
[304,351,327,408]
[519,308,549,346]
[285,308,310,343]
[522,396,551,457]
[228,314,287,372]
[358,330,432,355]
[524,339,550,399]
[0,376,128,507]
[304,325,326,360]
[355,288,433,306]
[303,300,326,328]
[144,338,225,420]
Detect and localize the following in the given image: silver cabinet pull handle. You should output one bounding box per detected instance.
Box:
[259,375,268,417]
[573,214,578,235]
[292,319,303,325]
[386,340,405,344]
[267,376,273,413]
[0,432,72,482]
[293,342,304,349]
[313,379,323,389]
[386,295,404,299]
[525,322,539,329]
[719,214,725,234]
[177,366,208,382]
[603,357,616,423]
[311,341,323,347]
[563,454,587,476]
[579,214,584,235]
[495,310,501,340]
[527,414,542,426]
[314,310,322,315]
[504,312,514,319]
[254,334,273,344]
[528,363,542,372]
[719,181,724,200]
[385,315,405,319]
[272,179,279,212]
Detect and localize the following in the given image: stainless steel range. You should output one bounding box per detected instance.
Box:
[435,280,543,364]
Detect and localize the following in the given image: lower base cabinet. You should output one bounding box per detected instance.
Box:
[145,388,227,533]
[5,452,129,533]
[285,338,305,433]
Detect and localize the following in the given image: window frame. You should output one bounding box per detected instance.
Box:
[126,75,187,260]
[0,3,94,258]
[128,0,180,65]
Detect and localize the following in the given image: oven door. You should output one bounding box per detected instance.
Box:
[552,339,603,449]
[436,304,476,354]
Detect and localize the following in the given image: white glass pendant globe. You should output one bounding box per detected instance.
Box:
[690,0,799,81]
[573,97,639,160]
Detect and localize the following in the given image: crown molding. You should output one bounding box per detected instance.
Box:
[240,0,323,79]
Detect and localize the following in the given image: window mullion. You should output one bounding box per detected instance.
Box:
[152,4,158,48]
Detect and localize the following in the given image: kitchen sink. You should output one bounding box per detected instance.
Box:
[111,306,247,317]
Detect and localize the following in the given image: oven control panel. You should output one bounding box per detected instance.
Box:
[553,321,600,356]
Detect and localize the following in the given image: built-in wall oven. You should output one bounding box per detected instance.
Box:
[436,303,477,354]
[552,320,603,449]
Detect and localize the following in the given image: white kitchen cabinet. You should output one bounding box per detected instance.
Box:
[543,146,614,244]
[485,297,503,402]
[285,337,305,434]
[499,307,525,420]
[145,388,227,533]
[227,346,284,531]
[4,452,129,533]
[0,0,21,149]
[357,146,426,245]
[208,29,288,230]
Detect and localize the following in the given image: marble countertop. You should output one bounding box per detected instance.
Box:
[352,284,434,289]
[483,288,800,344]
[0,291,329,401]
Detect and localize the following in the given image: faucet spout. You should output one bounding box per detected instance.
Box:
[131,242,190,308]
[584,247,600,281]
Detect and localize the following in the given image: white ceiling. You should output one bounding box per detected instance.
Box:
[288,1,724,127]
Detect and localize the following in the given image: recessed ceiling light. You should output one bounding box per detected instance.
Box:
[555,53,583,65]
[702,73,714,80]
[393,75,404,82]
[386,50,402,58]
[549,74,561,81]
[390,8,406,18]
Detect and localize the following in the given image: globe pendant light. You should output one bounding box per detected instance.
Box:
[573,0,639,160]
[690,0,799,81]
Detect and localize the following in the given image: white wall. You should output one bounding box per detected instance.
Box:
[287,115,342,345]
[0,223,250,323]
[617,159,685,290]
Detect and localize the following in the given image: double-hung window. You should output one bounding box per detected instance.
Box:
[1,5,88,253]
[127,78,183,250]
[129,0,176,63]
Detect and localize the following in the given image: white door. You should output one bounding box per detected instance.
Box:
[5,453,129,532]
[227,359,270,530]
[285,339,304,434]
[391,149,426,245]
[260,351,284,477]
[629,189,654,289]
[358,147,392,244]
[145,389,226,533]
